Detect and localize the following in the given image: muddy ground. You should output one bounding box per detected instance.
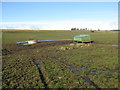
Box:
[2,40,118,56]
[2,40,73,56]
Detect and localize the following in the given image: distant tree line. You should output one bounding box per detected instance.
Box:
[71,28,88,30]
[111,30,120,31]
[71,28,101,31]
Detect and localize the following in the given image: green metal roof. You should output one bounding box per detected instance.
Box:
[74,35,90,37]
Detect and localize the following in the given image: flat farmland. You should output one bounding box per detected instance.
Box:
[2,30,119,88]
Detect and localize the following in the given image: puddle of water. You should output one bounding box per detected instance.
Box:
[101,70,114,79]
[34,60,38,64]
[55,59,81,75]
[55,59,65,65]
[101,70,114,73]
[101,70,106,73]
[32,59,48,88]
[90,69,98,74]
[37,64,40,68]
[54,58,117,89]
[105,74,114,82]
[69,66,80,75]
[108,70,114,73]
[40,58,45,63]
[83,77,100,89]
[54,59,100,89]
[89,69,115,78]
[81,65,88,71]
[106,74,113,78]
[33,59,40,68]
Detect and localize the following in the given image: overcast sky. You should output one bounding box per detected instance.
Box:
[1,2,118,30]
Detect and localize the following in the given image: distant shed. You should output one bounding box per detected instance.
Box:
[73,35,91,42]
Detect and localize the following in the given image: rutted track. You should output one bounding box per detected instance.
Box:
[2,40,118,88]
[32,58,48,88]
[36,56,100,89]
[54,59,100,89]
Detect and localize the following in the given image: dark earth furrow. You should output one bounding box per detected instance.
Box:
[32,59,48,88]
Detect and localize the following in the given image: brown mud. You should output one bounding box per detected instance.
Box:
[2,40,118,56]
[2,40,72,56]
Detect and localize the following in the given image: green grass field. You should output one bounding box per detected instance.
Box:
[2,30,119,88]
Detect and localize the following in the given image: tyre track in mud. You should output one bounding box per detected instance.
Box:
[3,40,118,88]
[37,56,100,89]
[32,58,48,88]
[54,59,100,89]
[32,51,115,89]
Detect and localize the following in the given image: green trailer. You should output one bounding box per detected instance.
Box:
[73,35,91,42]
